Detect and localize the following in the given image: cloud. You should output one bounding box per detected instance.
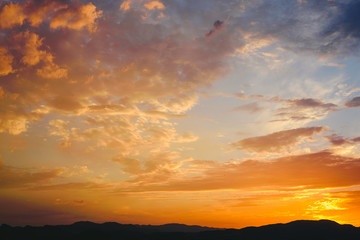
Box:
[54,198,86,207]
[320,0,360,55]
[176,132,199,143]
[231,95,337,124]
[118,151,360,192]
[1,1,358,202]
[234,92,265,100]
[231,126,327,153]
[25,0,67,27]
[36,55,68,79]
[0,0,244,143]
[0,196,86,226]
[29,182,111,191]
[50,2,102,32]
[113,157,142,175]
[13,30,45,66]
[144,1,165,10]
[0,161,65,188]
[273,98,337,123]
[48,119,70,139]
[120,0,131,11]
[0,1,99,32]
[324,133,360,147]
[325,134,349,146]
[345,96,360,107]
[0,117,28,135]
[229,0,360,57]
[287,98,337,110]
[0,2,26,29]
[0,47,13,76]
[205,20,225,38]
[7,30,68,80]
[232,102,264,113]
[113,151,182,184]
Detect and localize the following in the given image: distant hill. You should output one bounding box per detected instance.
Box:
[1,219,359,240]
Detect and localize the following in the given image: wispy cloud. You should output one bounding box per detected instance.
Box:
[0,161,65,188]
[231,127,327,153]
[115,151,360,193]
[232,102,264,113]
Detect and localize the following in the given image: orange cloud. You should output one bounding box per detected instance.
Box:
[0,47,13,76]
[13,31,45,66]
[0,116,28,135]
[116,151,360,193]
[144,1,165,10]
[55,198,86,207]
[0,86,4,98]
[50,2,102,32]
[113,157,142,174]
[0,0,245,185]
[10,30,68,79]
[0,2,26,29]
[0,161,65,188]
[0,1,78,30]
[0,0,238,140]
[120,0,132,11]
[176,132,199,143]
[0,90,49,135]
[231,127,327,153]
[28,181,112,191]
[113,151,181,184]
[37,60,68,79]
[26,1,67,27]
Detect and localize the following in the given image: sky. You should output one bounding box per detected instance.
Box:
[1,0,360,228]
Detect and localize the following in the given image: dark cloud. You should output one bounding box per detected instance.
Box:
[0,196,86,226]
[287,98,337,110]
[324,134,349,146]
[232,0,360,56]
[233,95,337,123]
[345,96,360,107]
[205,20,224,38]
[321,0,360,55]
[273,98,337,123]
[323,133,360,146]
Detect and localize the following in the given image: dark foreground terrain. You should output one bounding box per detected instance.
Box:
[1,219,360,240]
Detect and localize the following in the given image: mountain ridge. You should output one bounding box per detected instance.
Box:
[1,219,360,240]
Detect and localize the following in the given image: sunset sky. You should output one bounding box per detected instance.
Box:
[1,0,360,228]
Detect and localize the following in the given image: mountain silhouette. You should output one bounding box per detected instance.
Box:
[1,219,359,240]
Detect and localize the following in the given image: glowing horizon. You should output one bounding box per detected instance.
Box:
[1,0,360,228]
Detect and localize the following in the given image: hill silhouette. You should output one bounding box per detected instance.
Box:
[1,219,359,240]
